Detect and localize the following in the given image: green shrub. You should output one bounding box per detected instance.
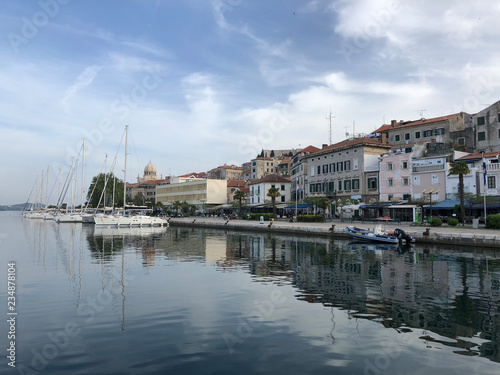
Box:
[447,218,459,226]
[430,217,442,227]
[297,215,325,223]
[249,213,274,221]
[486,214,500,229]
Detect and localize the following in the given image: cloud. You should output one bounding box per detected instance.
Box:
[62,65,102,106]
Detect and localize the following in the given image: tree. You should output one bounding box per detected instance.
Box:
[267,187,281,219]
[448,161,470,226]
[172,201,181,216]
[133,193,143,206]
[87,173,124,208]
[233,189,247,215]
[304,196,331,217]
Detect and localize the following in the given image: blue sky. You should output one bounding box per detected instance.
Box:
[1,0,500,204]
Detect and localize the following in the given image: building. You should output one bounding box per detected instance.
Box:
[277,157,292,177]
[126,161,169,203]
[226,180,248,203]
[248,174,291,205]
[372,112,474,152]
[156,179,227,207]
[379,144,426,202]
[306,137,391,203]
[411,143,469,202]
[474,100,500,153]
[456,152,500,196]
[249,157,277,179]
[206,164,244,180]
[290,145,321,200]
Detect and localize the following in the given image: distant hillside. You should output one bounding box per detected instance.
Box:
[0,203,29,211]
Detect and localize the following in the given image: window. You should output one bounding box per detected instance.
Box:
[402,161,408,170]
[387,178,393,187]
[367,177,377,189]
[329,163,335,173]
[344,180,351,190]
[310,166,315,177]
[403,194,411,200]
[477,116,486,126]
[386,163,393,171]
[402,177,409,186]
[431,175,439,185]
[310,184,315,193]
[395,134,400,142]
[415,131,421,139]
[281,196,285,202]
[338,180,342,191]
[457,137,465,145]
[388,194,394,200]
[281,185,285,191]
[488,176,496,189]
[498,113,500,122]
[353,158,359,170]
[317,183,322,192]
[423,130,433,137]
[328,181,335,192]
[404,133,410,140]
[435,128,445,135]
[337,162,343,172]
[323,164,328,174]
[352,179,359,190]
[498,129,500,139]
[478,131,486,141]
[344,160,351,171]
[317,166,321,175]
[413,176,420,186]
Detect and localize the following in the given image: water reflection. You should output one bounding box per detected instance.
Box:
[21,219,500,368]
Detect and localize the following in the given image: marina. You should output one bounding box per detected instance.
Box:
[2,211,500,374]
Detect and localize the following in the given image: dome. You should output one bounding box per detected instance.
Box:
[144,161,157,175]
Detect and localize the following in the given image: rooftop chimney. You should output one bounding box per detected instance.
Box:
[391,120,397,128]
[322,144,328,149]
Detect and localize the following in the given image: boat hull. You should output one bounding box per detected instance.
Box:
[345,226,399,244]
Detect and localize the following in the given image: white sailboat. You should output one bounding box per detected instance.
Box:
[94,126,168,227]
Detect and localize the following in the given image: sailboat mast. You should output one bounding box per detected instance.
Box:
[81,139,85,212]
[123,125,128,211]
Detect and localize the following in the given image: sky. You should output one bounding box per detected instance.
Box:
[1,0,500,205]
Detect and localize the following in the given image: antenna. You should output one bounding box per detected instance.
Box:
[326,111,335,145]
[353,121,355,138]
[416,109,426,118]
[344,126,349,139]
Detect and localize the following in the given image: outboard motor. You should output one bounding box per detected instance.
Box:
[393,228,415,244]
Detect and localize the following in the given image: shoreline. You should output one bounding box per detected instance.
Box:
[168,217,500,248]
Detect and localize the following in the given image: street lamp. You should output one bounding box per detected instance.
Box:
[422,189,439,222]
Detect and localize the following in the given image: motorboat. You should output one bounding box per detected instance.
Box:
[345,225,399,244]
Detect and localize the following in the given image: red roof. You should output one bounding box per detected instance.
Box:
[312,137,390,155]
[248,174,291,185]
[457,152,499,161]
[227,180,246,188]
[300,145,320,154]
[179,172,205,178]
[372,113,465,133]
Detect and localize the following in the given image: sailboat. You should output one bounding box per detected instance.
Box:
[94,126,168,228]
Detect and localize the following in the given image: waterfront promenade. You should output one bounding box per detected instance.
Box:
[168,216,500,248]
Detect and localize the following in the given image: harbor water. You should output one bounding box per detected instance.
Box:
[1,211,499,374]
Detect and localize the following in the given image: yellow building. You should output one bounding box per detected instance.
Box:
[156,179,227,205]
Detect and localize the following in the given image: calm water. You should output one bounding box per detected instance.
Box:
[1,211,500,374]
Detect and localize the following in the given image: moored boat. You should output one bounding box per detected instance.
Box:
[345,225,399,244]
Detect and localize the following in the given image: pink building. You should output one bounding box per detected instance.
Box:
[379,146,416,202]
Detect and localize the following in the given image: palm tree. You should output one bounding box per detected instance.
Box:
[172,200,181,216]
[233,189,247,215]
[267,187,281,219]
[448,161,470,226]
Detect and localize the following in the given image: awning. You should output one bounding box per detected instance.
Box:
[283,204,313,209]
[423,200,459,209]
[388,205,416,209]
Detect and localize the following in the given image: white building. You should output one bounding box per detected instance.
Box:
[156,179,227,206]
[248,174,291,205]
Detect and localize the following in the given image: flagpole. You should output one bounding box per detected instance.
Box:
[295,177,298,219]
[483,152,487,225]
